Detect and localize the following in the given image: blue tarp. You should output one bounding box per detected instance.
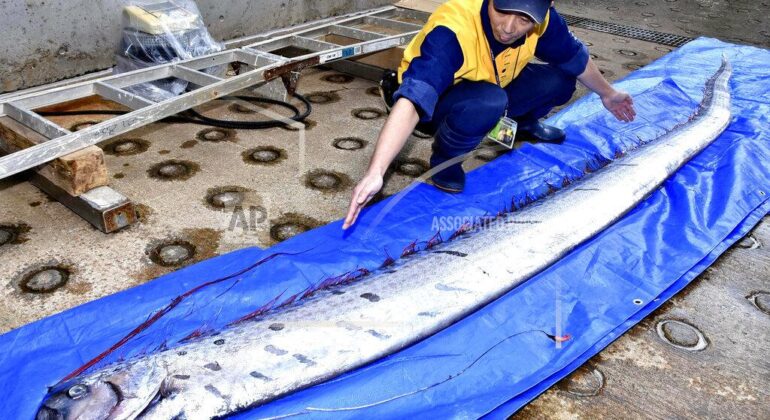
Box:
[2,37,769,418]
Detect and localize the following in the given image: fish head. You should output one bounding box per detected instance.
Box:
[37,365,168,420]
[36,379,119,420]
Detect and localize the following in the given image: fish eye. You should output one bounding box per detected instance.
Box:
[67,384,89,400]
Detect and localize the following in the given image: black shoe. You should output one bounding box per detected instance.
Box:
[429,153,465,193]
[516,120,566,143]
[379,70,398,112]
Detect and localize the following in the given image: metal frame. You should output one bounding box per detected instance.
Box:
[28,174,137,233]
[0,6,429,181]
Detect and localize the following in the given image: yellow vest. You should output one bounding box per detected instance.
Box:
[398,0,550,87]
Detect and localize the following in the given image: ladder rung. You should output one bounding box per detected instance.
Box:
[171,66,223,88]
[330,25,387,41]
[249,37,297,53]
[293,36,339,52]
[364,16,423,32]
[104,66,174,89]
[240,49,289,67]
[94,82,154,109]
[233,49,286,68]
[183,51,238,71]
[5,104,69,139]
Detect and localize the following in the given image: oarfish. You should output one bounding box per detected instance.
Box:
[36,57,732,419]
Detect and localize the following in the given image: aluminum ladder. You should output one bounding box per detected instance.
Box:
[0,5,428,181]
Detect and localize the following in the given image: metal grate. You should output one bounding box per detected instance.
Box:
[561,14,693,48]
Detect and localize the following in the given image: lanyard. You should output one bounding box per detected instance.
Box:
[489,46,521,117]
[489,47,503,87]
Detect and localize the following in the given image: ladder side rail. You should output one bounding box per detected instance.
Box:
[4,103,70,139]
[375,7,432,23]
[364,16,424,32]
[225,5,397,48]
[93,83,155,110]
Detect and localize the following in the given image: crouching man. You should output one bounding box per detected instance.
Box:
[343,0,636,229]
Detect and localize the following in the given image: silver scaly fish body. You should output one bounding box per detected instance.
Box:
[37,58,732,420]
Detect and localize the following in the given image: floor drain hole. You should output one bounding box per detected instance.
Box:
[20,266,70,294]
[104,138,150,156]
[333,137,366,151]
[196,128,234,142]
[322,74,354,84]
[228,101,271,114]
[366,86,381,97]
[149,160,199,181]
[736,235,761,250]
[269,214,321,242]
[271,223,309,242]
[747,292,770,315]
[280,119,316,131]
[656,319,708,351]
[0,224,30,246]
[70,121,99,131]
[352,108,385,120]
[229,103,257,114]
[0,229,12,246]
[560,365,605,397]
[305,170,349,192]
[624,63,644,71]
[244,146,286,165]
[305,91,340,104]
[150,241,196,267]
[396,159,428,177]
[208,190,244,209]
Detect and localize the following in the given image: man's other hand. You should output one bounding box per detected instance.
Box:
[602,90,636,122]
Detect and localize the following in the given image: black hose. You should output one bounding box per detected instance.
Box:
[37,94,312,130]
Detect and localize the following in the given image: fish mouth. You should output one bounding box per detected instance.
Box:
[35,406,63,420]
[37,380,122,420]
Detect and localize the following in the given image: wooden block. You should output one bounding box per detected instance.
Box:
[0,116,109,196]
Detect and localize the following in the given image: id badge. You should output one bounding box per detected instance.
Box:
[485,116,517,149]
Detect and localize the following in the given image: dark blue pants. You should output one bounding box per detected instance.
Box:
[425,63,577,175]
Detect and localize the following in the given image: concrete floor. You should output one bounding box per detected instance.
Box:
[0,0,768,417]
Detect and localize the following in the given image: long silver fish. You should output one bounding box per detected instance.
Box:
[36,57,732,419]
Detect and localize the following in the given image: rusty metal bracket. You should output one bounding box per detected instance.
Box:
[263,57,321,96]
[29,174,137,234]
